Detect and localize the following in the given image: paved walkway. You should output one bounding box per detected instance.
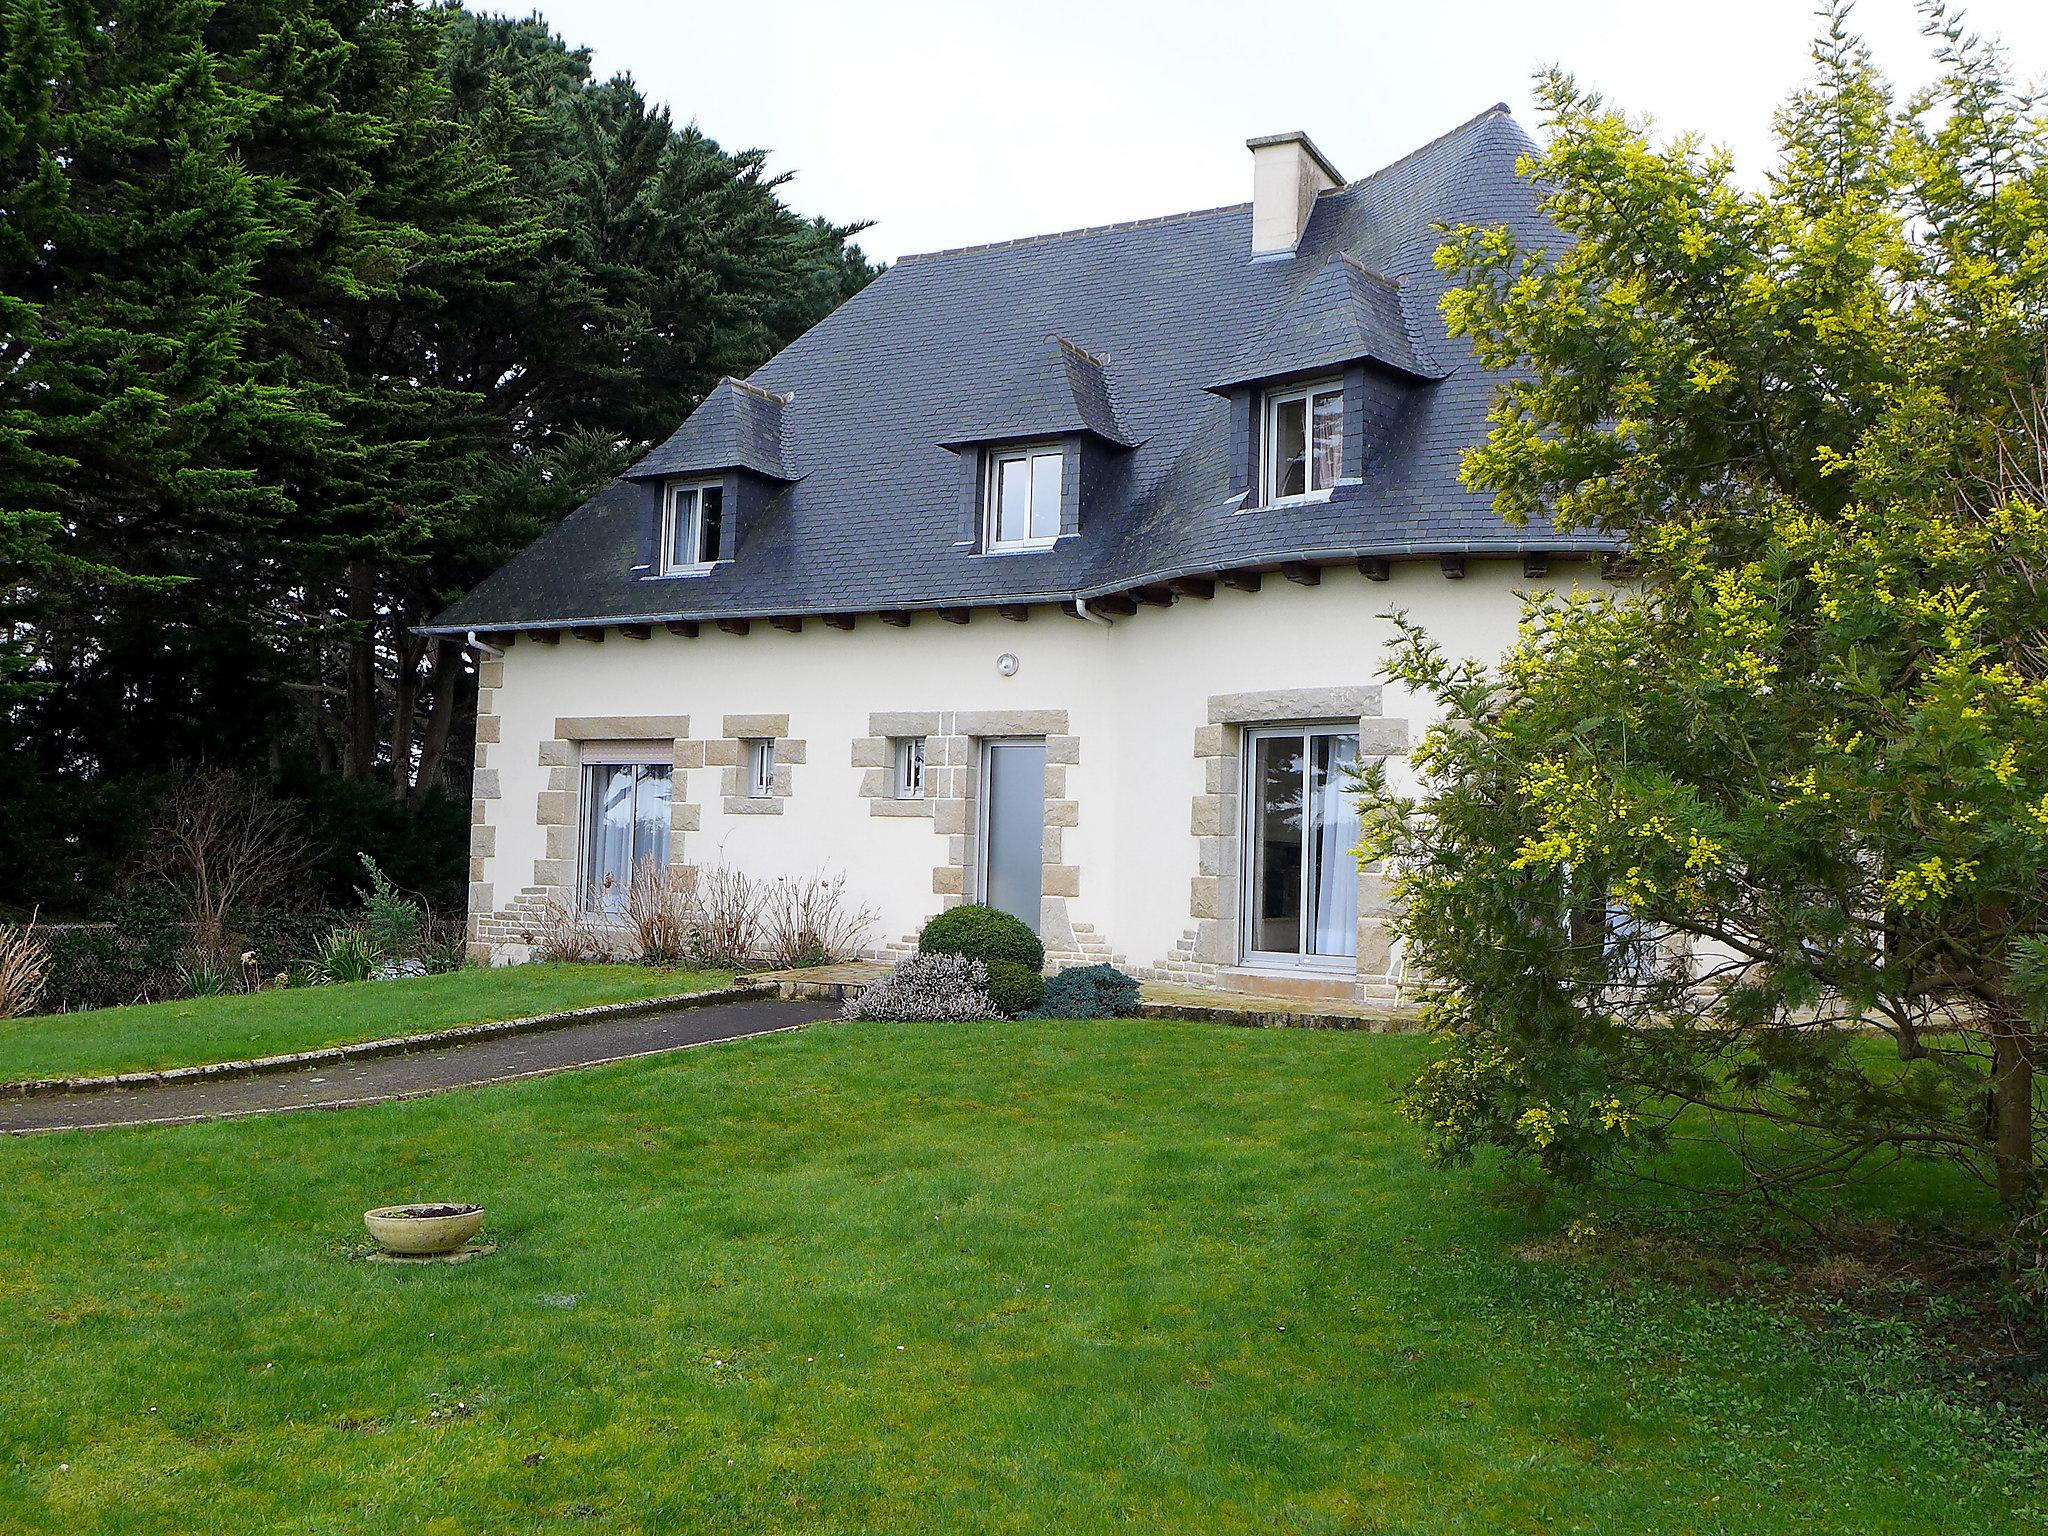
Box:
[0,997,831,1135]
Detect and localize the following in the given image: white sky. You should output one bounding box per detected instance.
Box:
[525,0,2048,263]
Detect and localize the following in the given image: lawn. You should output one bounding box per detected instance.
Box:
[0,964,731,1083]
[1,1018,2037,1534]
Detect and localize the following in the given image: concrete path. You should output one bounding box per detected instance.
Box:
[0,996,831,1135]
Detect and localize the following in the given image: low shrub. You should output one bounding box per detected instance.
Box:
[763,870,876,969]
[527,898,615,964]
[690,864,764,970]
[40,888,186,1010]
[842,953,999,1022]
[983,959,1045,1017]
[306,927,380,985]
[1026,964,1142,1020]
[0,917,51,1018]
[357,853,425,958]
[918,904,1044,973]
[418,925,471,975]
[176,957,234,997]
[626,858,694,967]
[237,908,348,980]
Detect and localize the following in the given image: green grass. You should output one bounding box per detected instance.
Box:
[0,964,731,1083]
[1,1019,2037,1534]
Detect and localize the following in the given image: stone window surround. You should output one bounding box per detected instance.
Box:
[534,715,700,900]
[856,709,1086,963]
[707,714,805,815]
[1186,687,1408,983]
[469,712,702,954]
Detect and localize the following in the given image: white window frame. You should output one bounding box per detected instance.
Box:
[894,737,926,800]
[744,737,776,798]
[1261,378,1344,505]
[983,443,1065,552]
[659,478,724,575]
[1239,722,1362,971]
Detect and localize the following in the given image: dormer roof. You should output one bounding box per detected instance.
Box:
[1208,252,1447,392]
[629,376,796,482]
[939,334,1136,449]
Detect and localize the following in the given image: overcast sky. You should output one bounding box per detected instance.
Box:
[525,0,2048,264]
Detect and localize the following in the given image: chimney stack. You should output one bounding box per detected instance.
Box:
[1247,131,1343,257]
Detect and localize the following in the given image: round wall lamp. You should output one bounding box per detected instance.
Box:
[996,652,1020,677]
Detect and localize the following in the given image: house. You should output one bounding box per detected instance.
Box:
[426,105,1615,1001]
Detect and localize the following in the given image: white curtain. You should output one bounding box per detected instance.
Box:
[1311,734,1360,955]
[584,763,671,912]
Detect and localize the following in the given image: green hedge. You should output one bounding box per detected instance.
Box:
[917,904,1045,973]
[983,960,1046,1017]
[38,896,350,1011]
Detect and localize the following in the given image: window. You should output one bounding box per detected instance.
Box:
[894,736,926,799]
[581,761,672,913]
[661,480,724,573]
[1262,380,1344,503]
[984,444,1063,549]
[745,737,776,798]
[1243,726,1360,965]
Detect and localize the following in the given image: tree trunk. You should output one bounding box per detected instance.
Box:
[1991,1000,2037,1215]
[412,638,464,802]
[389,628,421,791]
[344,564,378,781]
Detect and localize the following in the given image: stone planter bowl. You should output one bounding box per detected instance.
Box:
[364,1203,484,1255]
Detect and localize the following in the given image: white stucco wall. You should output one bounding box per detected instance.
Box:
[470,558,1608,984]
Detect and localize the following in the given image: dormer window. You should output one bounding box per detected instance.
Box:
[661,480,724,573]
[984,443,1063,551]
[1263,379,1343,503]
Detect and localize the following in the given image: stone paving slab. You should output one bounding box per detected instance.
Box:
[1138,982,1425,1032]
[0,997,831,1135]
[752,963,890,1001]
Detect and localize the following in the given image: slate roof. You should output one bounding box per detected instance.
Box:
[1209,253,1444,390]
[428,103,1611,635]
[939,335,1135,448]
[630,376,795,482]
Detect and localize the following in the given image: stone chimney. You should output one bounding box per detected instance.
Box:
[1247,131,1344,257]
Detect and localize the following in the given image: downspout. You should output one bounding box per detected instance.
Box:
[1073,596,1115,628]
[466,629,507,660]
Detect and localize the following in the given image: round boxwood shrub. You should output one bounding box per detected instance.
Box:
[918,903,1044,973]
[983,959,1045,1017]
[1025,964,1142,1020]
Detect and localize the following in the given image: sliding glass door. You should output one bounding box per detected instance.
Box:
[1243,726,1361,965]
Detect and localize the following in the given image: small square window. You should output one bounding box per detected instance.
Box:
[894,737,926,799]
[984,444,1063,550]
[661,480,724,573]
[1262,380,1343,503]
[744,737,776,798]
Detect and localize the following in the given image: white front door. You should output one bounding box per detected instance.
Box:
[1242,725,1361,967]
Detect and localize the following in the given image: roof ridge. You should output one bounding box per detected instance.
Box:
[1048,333,1107,368]
[891,103,1519,266]
[895,200,1247,264]
[1329,102,1517,194]
[717,374,793,405]
[1334,251,1402,289]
